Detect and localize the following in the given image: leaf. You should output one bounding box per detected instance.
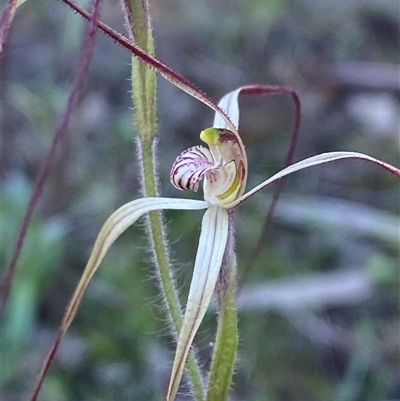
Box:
[231,151,400,208]
[30,197,207,401]
[166,206,229,401]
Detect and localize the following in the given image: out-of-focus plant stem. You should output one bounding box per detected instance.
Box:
[123,0,205,399]
[0,0,19,58]
[1,0,102,315]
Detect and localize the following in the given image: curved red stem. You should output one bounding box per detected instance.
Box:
[237,86,301,291]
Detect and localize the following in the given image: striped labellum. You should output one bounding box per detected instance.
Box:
[170,127,247,207]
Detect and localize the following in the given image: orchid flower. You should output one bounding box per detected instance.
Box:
[7,0,397,399]
[163,88,400,400]
[30,85,400,401]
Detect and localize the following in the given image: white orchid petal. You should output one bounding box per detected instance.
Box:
[166,206,229,401]
[63,197,208,329]
[170,145,216,191]
[213,88,241,130]
[230,151,400,208]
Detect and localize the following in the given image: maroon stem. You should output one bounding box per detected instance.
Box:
[0,0,102,315]
[237,86,301,291]
[27,3,102,398]
[58,0,231,124]
[0,0,18,59]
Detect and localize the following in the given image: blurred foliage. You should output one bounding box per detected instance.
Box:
[1,0,399,400]
[1,174,67,387]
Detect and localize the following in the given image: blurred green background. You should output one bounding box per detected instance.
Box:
[1,0,399,400]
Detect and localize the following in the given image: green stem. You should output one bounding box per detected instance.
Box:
[139,139,182,326]
[206,261,238,401]
[122,1,205,396]
[206,214,238,401]
[138,139,205,401]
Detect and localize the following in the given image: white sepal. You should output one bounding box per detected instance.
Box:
[62,197,208,330]
[166,206,229,401]
[213,88,241,130]
[230,151,400,208]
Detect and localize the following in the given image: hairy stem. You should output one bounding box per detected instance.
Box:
[124,0,204,397]
[207,265,237,401]
[206,211,238,401]
[137,139,205,400]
